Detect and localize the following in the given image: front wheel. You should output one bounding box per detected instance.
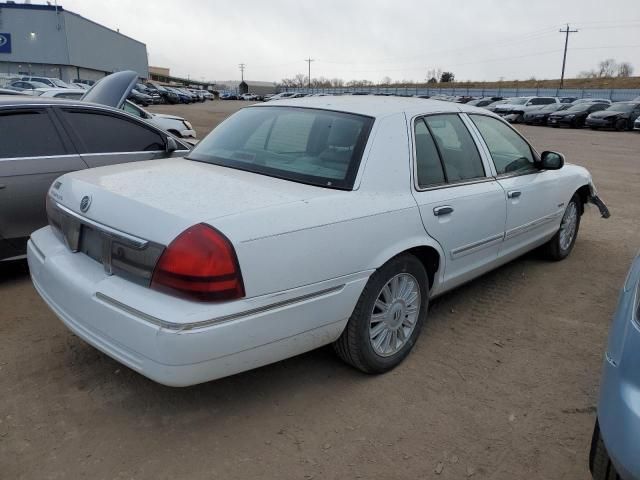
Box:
[333,254,429,373]
[615,119,627,131]
[544,194,581,261]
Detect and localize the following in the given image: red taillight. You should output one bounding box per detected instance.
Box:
[151,223,245,302]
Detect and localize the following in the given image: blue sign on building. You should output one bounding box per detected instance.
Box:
[0,33,12,53]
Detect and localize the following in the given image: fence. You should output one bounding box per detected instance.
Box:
[281,86,640,101]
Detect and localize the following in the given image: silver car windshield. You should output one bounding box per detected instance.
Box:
[187,106,374,190]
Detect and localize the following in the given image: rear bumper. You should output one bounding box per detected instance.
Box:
[28,227,366,386]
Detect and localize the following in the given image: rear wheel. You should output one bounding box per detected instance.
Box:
[544,194,581,261]
[333,254,428,373]
[590,421,620,480]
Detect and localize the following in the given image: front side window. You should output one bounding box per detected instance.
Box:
[0,110,66,158]
[188,106,374,189]
[422,114,485,182]
[470,115,536,175]
[60,109,165,153]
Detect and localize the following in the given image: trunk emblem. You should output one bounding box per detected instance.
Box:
[80,195,92,213]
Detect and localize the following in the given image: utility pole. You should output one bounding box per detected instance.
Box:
[238,63,245,82]
[305,58,314,89]
[559,24,578,89]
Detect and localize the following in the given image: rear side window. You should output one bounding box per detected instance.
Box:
[0,110,66,158]
[188,106,374,190]
[414,119,445,187]
[421,114,485,183]
[60,110,165,153]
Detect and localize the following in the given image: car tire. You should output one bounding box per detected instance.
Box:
[544,194,581,261]
[589,421,620,480]
[615,119,627,131]
[333,254,429,374]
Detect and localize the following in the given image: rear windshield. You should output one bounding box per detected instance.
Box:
[187,106,374,190]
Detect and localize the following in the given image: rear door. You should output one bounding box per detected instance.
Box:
[0,107,86,250]
[54,107,189,167]
[468,113,564,259]
[411,113,507,291]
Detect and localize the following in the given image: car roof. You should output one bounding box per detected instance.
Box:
[253,95,495,118]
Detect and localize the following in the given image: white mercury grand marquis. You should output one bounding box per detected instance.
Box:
[28,96,610,386]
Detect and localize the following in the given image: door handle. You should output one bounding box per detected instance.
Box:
[433,206,454,216]
[0,184,6,190]
[507,190,521,199]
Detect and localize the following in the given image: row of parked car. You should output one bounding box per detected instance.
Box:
[270,91,640,132]
[0,75,213,107]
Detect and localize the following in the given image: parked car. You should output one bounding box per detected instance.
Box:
[494,96,560,123]
[21,76,70,89]
[589,252,640,480]
[7,80,49,94]
[33,87,86,99]
[240,93,259,101]
[634,116,640,131]
[483,99,510,112]
[121,100,196,138]
[128,88,154,107]
[547,102,610,128]
[165,86,191,104]
[220,92,239,100]
[0,88,27,96]
[70,82,91,90]
[0,71,191,262]
[264,92,297,101]
[135,83,162,104]
[27,97,609,386]
[585,102,640,131]
[523,103,569,125]
[155,85,181,104]
[467,98,499,108]
[573,98,611,105]
[559,97,578,103]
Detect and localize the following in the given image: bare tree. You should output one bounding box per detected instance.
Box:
[617,62,634,77]
[330,78,344,88]
[381,76,392,86]
[598,58,617,78]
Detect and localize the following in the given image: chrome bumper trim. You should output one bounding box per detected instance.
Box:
[95,284,346,331]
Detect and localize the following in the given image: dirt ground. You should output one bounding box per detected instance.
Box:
[1,100,639,480]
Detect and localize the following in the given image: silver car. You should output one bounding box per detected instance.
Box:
[0,71,191,261]
[590,252,640,479]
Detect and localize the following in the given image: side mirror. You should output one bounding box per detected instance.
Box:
[540,151,564,170]
[165,136,178,153]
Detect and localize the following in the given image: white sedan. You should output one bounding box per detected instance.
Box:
[28,97,609,386]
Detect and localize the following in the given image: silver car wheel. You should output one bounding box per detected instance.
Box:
[559,202,578,251]
[369,273,421,357]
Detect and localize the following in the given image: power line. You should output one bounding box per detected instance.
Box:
[238,63,246,82]
[305,57,314,88]
[559,24,578,88]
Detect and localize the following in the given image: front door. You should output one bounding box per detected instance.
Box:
[411,114,507,292]
[468,114,564,259]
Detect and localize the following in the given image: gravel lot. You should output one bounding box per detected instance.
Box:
[2,100,639,480]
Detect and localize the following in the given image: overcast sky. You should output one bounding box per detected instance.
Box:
[61,0,640,83]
